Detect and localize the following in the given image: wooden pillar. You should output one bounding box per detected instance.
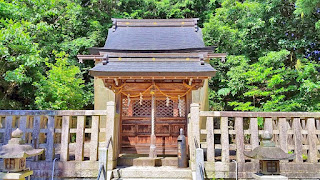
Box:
[128,100,133,117]
[149,93,157,158]
[173,100,179,117]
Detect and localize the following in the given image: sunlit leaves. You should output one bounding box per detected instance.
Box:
[228,101,255,111]
[217,88,231,96]
[34,51,92,110]
[205,0,319,112]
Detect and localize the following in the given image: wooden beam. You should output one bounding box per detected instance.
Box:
[103,81,204,95]
[207,53,227,58]
[78,52,215,60]
[100,52,207,58]
[77,55,103,62]
[107,57,199,62]
[98,76,210,80]
[112,18,198,28]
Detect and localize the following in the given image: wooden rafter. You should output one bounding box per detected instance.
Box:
[103,79,204,98]
[99,76,210,80]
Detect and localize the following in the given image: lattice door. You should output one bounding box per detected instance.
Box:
[121,96,187,155]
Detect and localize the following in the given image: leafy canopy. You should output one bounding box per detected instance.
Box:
[0,0,319,112]
[34,51,91,110]
[204,0,320,112]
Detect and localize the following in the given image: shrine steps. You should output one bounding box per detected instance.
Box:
[112,166,192,180]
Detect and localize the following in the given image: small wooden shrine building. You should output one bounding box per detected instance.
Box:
[78,18,225,164]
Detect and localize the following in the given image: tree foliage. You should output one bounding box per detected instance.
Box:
[0,0,319,111]
[204,0,320,111]
[34,51,91,110]
[0,0,106,109]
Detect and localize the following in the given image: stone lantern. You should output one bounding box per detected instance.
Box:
[244,131,294,180]
[0,128,44,180]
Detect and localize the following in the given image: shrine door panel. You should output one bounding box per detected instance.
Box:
[121,96,187,155]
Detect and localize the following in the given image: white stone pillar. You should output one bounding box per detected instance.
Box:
[190,103,200,171]
[195,148,204,180]
[105,101,116,169]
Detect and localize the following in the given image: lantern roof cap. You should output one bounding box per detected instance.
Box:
[0,128,43,158]
[244,131,294,160]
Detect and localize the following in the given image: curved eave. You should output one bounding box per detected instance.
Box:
[89,61,217,78]
[90,71,216,77]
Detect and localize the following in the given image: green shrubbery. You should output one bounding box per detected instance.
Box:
[0,0,319,111]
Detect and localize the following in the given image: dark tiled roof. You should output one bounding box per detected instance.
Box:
[89,61,216,77]
[104,27,205,51]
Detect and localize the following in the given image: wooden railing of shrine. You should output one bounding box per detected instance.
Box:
[0,102,117,178]
[190,103,320,179]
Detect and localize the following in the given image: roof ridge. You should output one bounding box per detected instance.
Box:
[111,18,199,28]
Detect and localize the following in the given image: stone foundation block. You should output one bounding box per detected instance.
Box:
[252,173,288,180]
[133,157,156,166]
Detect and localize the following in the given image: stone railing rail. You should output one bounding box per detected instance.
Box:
[189,103,320,179]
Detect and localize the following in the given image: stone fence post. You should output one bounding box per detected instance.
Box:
[106,101,116,169]
[99,101,116,179]
[190,103,200,171]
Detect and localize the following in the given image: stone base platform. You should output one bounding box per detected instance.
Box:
[133,157,156,166]
[118,154,178,167]
[0,170,33,180]
[252,173,288,180]
[113,166,192,180]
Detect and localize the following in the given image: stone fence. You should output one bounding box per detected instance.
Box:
[0,101,117,179]
[189,103,320,179]
[1,102,320,179]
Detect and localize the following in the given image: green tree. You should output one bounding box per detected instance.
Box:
[114,0,217,27]
[0,19,45,109]
[0,0,218,110]
[34,51,92,110]
[0,0,105,109]
[1,0,319,112]
[204,0,320,112]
